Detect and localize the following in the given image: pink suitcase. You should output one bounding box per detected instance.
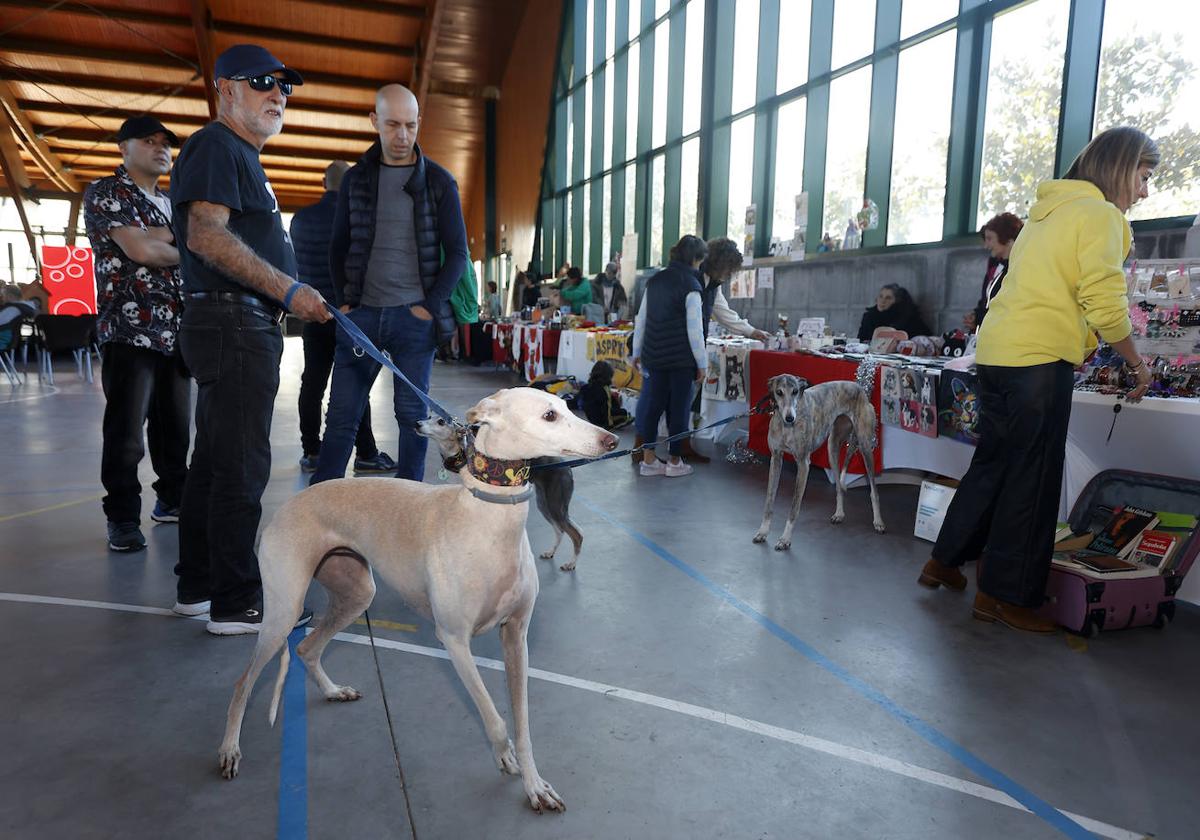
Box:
[1038,470,1200,636]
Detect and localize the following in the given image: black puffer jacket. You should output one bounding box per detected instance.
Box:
[330,141,469,342]
[288,190,338,301]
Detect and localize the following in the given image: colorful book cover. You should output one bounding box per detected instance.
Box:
[1129,530,1178,571]
[1088,505,1159,558]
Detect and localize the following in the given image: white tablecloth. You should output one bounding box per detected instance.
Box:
[555,330,592,380]
[881,391,1200,603]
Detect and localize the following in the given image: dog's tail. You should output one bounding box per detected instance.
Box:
[268,643,291,728]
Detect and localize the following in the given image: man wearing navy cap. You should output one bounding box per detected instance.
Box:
[84,115,189,554]
[170,44,328,635]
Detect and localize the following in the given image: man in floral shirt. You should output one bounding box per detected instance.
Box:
[84,115,190,553]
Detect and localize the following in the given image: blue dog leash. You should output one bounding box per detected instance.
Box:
[326,303,462,427]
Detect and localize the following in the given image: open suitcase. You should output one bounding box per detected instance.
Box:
[1038,469,1200,636]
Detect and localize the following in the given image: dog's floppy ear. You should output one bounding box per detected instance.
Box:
[795,377,811,392]
[466,392,504,427]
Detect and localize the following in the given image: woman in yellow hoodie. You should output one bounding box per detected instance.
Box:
[918,127,1157,633]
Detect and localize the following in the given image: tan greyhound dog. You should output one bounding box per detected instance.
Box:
[217,387,617,813]
[752,374,885,550]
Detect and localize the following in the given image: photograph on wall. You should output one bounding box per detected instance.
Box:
[937,369,981,445]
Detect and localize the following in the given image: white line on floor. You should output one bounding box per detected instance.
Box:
[0,592,1147,840]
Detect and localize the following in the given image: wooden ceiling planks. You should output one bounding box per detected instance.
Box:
[0,0,529,211]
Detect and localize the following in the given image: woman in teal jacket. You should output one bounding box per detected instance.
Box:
[559,266,593,315]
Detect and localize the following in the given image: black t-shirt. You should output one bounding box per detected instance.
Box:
[170,121,297,298]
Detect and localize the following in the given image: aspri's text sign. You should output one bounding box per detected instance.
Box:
[41,245,97,315]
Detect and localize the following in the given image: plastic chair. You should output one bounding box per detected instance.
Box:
[33,314,98,385]
[0,318,23,385]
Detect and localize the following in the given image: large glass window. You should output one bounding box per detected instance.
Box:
[624,161,637,234]
[976,0,1070,227]
[586,0,595,73]
[822,66,872,243]
[565,189,574,265]
[650,154,666,264]
[726,115,755,244]
[652,19,670,149]
[583,77,594,176]
[602,174,613,264]
[582,183,592,272]
[900,0,957,40]
[776,0,811,94]
[626,41,640,160]
[772,97,806,247]
[628,0,640,41]
[1095,0,1200,221]
[605,0,617,59]
[888,30,956,245]
[730,0,760,114]
[682,0,705,136]
[831,0,876,70]
[603,61,615,168]
[680,137,700,237]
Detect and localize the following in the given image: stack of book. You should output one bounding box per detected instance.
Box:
[1052,506,1195,574]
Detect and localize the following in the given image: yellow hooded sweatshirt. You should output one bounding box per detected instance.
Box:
[976,180,1132,367]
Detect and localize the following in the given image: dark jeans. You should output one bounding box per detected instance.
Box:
[312,305,435,484]
[99,341,191,523]
[933,362,1074,608]
[299,320,377,459]
[637,367,696,457]
[175,302,282,613]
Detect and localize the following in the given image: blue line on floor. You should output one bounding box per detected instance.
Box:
[578,497,1097,840]
[278,628,308,840]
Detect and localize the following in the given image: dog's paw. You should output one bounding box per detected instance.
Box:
[873,521,886,534]
[325,685,362,702]
[752,533,767,544]
[538,549,555,560]
[525,775,565,813]
[774,539,791,551]
[558,560,577,572]
[829,512,845,525]
[495,740,521,775]
[218,745,241,780]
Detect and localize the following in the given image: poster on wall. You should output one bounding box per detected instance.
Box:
[743,204,756,267]
[40,245,97,315]
[937,369,981,445]
[620,233,638,300]
[729,268,756,299]
[757,266,774,290]
[791,193,808,261]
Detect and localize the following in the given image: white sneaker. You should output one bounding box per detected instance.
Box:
[639,458,667,476]
[665,459,693,477]
[172,599,211,617]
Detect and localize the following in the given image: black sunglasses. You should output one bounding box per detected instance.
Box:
[229,74,292,97]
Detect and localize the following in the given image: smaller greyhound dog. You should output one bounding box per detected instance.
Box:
[753,374,885,550]
[417,416,584,571]
[217,388,617,813]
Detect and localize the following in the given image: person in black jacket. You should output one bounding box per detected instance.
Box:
[291,161,393,474]
[856,283,932,342]
[313,83,468,484]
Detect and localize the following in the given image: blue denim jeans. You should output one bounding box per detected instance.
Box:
[312,305,436,483]
[636,367,696,457]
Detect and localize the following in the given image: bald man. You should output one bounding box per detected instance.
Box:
[291,161,394,475]
[314,84,468,483]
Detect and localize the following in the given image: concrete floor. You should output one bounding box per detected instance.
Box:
[1,339,1197,840]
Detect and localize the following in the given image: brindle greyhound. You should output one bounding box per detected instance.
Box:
[753,374,885,550]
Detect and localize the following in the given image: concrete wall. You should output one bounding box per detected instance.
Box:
[723,225,1192,338]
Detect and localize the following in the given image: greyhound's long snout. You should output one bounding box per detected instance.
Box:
[600,432,618,451]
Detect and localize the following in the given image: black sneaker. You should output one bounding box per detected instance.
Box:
[354,451,397,474]
[299,453,319,473]
[206,605,313,636]
[107,521,146,552]
[150,500,180,523]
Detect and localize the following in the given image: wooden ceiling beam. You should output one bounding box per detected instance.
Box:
[190,0,217,120]
[43,144,335,173]
[0,124,32,190]
[41,128,365,163]
[0,38,399,91]
[0,81,79,192]
[410,0,443,112]
[211,21,416,59]
[293,0,424,17]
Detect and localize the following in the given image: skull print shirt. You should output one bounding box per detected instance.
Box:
[83,165,184,355]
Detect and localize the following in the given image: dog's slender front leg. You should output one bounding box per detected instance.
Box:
[753,452,783,544]
[777,457,811,551]
[436,628,518,775]
[500,616,565,813]
[538,528,563,561]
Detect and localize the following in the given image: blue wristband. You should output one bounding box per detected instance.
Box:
[283,281,303,312]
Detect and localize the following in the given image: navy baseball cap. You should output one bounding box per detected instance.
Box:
[214,44,304,86]
[116,115,179,146]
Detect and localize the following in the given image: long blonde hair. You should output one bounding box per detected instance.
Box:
[1064,126,1159,210]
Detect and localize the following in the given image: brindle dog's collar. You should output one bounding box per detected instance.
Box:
[465,440,531,487]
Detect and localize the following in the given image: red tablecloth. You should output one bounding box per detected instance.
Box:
[542,328,560,358]
[747,350,883,474]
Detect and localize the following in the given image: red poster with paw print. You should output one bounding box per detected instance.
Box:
[41,245,97,315]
